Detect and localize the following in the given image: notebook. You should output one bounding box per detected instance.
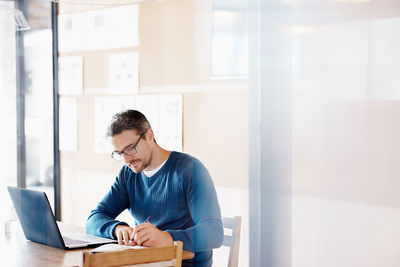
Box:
[7,186,117,249]
[90,243,145,253]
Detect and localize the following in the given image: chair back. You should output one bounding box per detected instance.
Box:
[222,216,241,267]
[80,241,183,267]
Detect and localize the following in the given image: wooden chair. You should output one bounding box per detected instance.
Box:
[80,241,183,267]
[222,216,242,267]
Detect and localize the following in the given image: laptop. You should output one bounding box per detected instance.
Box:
[7,186,117,249]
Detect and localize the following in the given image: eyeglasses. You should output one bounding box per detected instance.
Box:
[111,130,147,161]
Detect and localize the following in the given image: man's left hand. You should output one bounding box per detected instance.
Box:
[132,222,173,247]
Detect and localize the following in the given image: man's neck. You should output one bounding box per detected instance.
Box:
[145,146,171,171]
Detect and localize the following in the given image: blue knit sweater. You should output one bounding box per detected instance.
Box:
[86,152,223,267]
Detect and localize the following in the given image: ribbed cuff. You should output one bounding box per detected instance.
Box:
[166,229,194,251]
[109,221,129,239]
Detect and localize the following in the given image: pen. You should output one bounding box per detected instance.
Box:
[143,216,151,223]
[128,216,151,245]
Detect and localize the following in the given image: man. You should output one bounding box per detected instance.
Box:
[86,110,223,267]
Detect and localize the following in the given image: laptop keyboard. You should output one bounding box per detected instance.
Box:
[63,236,90,246]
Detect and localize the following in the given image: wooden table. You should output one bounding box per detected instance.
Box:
[0,222,194,267]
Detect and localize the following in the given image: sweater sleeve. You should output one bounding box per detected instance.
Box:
[166,160,224,252]
[86,167,131,239]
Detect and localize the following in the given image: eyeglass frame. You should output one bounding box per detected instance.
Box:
[111,129,148,161]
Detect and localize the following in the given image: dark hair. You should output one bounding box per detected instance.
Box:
[107,110,151,137]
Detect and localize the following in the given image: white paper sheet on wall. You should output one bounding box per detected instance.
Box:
[108,5,139,48]
[93,94,182,154]
[85,9,110,50]
[158,94,183,152]
[59,98,78,151]
[94,96,136,153]
[108,53,139,94]
[58,56,83,95]
[58,13,85,52]
[136,94,159,139]
[58,5,139,52]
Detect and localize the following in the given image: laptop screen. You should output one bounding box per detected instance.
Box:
[7,186,66,249]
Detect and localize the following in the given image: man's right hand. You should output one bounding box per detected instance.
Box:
[114,225,136,245]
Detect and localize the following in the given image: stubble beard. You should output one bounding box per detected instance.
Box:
[128,151,153,173]
[128,158,150,173]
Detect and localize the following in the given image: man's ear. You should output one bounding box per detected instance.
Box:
[147,128,155,141]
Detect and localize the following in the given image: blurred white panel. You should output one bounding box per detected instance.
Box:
[293,196,400,267]
[211,0,248,77]
[59,98,78,151]
[289,1,400,267]
[250,0,400,266]
[367,17,400,100]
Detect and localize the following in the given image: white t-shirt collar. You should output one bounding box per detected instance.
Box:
[143,159,168,178]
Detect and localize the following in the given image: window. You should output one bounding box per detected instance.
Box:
[23,0,54,207]
[211,0,248,77]
[0,1,18,231]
